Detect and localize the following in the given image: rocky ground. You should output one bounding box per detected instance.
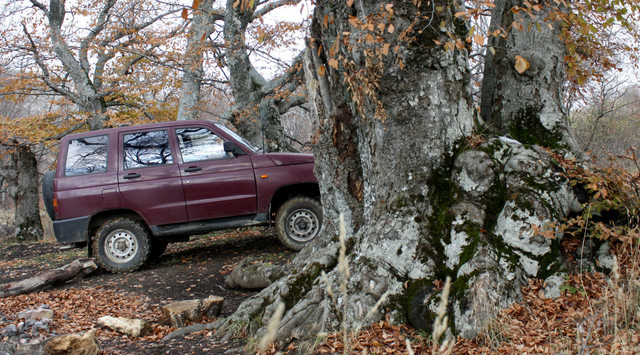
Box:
[0,228,295,354]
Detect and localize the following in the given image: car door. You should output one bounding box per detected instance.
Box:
[117,129,188,226]
[174,126,257,221]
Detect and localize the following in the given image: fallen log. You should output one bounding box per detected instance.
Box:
[0,259,97,297]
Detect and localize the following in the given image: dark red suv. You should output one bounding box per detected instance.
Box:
[42,120,322,273]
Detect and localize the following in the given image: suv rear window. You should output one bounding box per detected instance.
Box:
[65,135,109,176]
[123,130,173,169]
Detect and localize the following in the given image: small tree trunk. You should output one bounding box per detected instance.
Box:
[480,0,580,152]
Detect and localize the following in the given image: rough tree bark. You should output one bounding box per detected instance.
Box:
[217,0,586,345]
[480,0,580,152]
[0,142,43,243]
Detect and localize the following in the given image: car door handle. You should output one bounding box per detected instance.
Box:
[184,166,202,173]
[123,173,141,179]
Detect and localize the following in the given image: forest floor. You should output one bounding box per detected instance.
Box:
[1,230,639,354]
[0,228,294,354]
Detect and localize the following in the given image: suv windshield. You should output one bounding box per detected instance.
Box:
[214,123,261,153]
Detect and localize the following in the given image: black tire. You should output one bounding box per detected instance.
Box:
[275,197,323,251]
[150,241,168,260]
[42,170,56,221]
[92,217,151,273]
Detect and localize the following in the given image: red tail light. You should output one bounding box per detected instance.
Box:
[53,193,59,216]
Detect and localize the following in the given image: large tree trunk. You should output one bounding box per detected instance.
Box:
[0,142,43,243]
[218,0,582,346]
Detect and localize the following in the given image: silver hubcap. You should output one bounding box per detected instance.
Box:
[287,209,319,242]
[105,229,138,263]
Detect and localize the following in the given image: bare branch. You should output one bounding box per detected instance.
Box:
[253,0,301,19]
[28,0,48,14]
[79,0,117,74]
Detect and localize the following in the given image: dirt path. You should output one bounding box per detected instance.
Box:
[0,228,295,354]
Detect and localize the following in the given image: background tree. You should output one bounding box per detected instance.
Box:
[0,75,51,242]
[176,0,221,121]
[0,142,42,242]
[177,0,310,152]
[0,0,186,137]
[223,0,307,151]
[570,78,640,158]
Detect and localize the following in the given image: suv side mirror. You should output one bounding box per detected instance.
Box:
[224,141,246,156]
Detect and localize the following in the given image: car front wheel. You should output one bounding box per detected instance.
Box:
[92,217,151,273]
[275,197,323,251]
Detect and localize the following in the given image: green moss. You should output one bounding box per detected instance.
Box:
[457,224,481,267]
[421,164,456,267]
[536,238,563,280]
[507,106,564,149]
[404,279,438,331]
[282,263,324,310]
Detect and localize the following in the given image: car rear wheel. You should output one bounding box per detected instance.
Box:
[92,217,151,273]
[275,197,322,251]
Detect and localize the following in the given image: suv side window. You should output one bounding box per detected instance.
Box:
[176,127,229,162]
[123,130,173,169]
[65,135,109,176]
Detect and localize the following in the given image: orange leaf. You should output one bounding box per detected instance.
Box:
[381,43,390,55]
[318,65,326,77]
[328,58,339,69]
[515,55,530,74]
[387,23,395,34]
[181,8,189,20]
[365,33,374,43]
[473,34,484,45]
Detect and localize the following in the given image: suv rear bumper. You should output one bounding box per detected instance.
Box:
[53,216,90,244]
